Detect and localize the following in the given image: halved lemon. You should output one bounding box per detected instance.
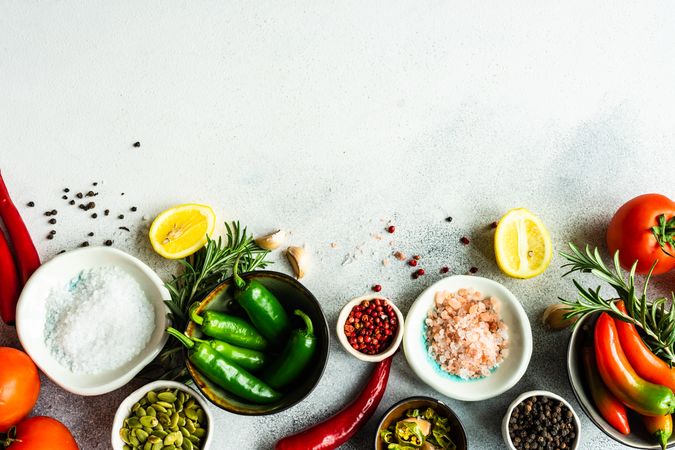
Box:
[149,204,216,259]
[494,208,552,279]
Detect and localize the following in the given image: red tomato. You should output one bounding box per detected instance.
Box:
[4,416,78,450]
[0,347,40,432]
[607,194,675,275]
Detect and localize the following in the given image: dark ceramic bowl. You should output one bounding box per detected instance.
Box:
[568,313,675,449]
[374,396,468,450]
[185,270,329,415]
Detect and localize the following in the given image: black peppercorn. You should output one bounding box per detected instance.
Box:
[27,201,35,207]
[48,218,56,225]
[133,141,140,147]
[69,200,75,205]
[104,239,113,246]
[118,214,124,219]
[130,206,137,212]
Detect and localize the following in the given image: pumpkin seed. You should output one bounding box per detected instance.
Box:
[151,430,168,439]
[179,426,190,438]
[146,406,157,417]
[181,439,194,450]
[135,428,149,443]
[184,408,198,422]
[127,417,142,429]
[164,431,179,445]
[158,391,177,403]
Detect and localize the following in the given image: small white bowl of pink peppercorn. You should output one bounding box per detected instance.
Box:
[336,295,404,362]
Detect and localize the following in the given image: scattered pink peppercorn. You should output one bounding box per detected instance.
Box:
[387,225,396,233]
[460,236,471,245]
[372,284,382,292]
[408,259,417,267]
[416,268,425,276]
[440,266,449,274]
[413,255,421,260]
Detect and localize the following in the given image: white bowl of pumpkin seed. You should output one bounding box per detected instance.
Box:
[111,380,213,450]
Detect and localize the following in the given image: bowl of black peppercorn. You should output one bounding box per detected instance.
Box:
[502,390,581,450]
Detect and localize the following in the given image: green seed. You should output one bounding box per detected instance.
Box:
[151,443,163,450]
[153,404,168,414]
[184,419,196,434]
[143,442,152,450]
[129,434,140,446]
[156,401,173,409]
[181,439,193,450]
[137,407,147,417]
[140,416,158,428]
[127,417,142,429]
[158,413,171,427]
[186,435,200,445]
[158,391,177,403]
[148,435,162,444]
[144,426,154,433]
[192,428,205,439]
[123,445,131,450]
[184,408,198,422]
[179,426,190,438]
[135,428,149,443]
[147,391,158,403]
[170,412,180,428]
[132,402,141,412]
[151,430,168,439]
[164,446,177,450]
[120,428,131,444]
[196,409,205,423]
[146,406,157,417]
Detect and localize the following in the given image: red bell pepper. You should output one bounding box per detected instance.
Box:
[615,301,675,391]
[275,356,392,450]
[594,313,675,416]
[0,229,20,324]
[582,347,630,435]
[644,414,673,450]
[0,171,40,286]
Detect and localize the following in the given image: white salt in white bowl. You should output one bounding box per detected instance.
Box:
[111,380,213,450]
[403,275,532,401]
[16,247,170,396]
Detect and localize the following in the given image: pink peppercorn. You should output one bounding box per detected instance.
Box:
[408,259,417,267]
[372,284,382,292]
[460,236,470,245]
[440,266,449,273]
[344,298,398,355]
[416,268,425,276]
[387,225,396,233]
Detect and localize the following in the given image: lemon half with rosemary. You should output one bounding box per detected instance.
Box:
[494,208,552,279]
[149,204,216,259]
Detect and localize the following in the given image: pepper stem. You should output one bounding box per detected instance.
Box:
[232,253,247,289]
[189,305,204,326]
[656,430,667,450]
[166,327,195,349]
[294,309,314,335]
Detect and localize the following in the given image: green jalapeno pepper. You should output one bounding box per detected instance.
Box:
[233,275,290,343]
[190,306,268,351]
[190,335,267,372]
[166,327,281,404]
[262,310,317,389]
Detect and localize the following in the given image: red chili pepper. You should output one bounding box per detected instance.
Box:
[0,171,40,285]
[275,356,392,450]
[594,313,675,416]
[615,301,675,391]
[0,229,20,324]
[643,414,673,450]
[581,347,630,435]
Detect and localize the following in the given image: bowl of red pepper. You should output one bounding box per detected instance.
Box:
[180,270,329,415]
[568,312,675,449]
[336,295,404,362]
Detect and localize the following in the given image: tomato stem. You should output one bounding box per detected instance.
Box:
[651,214,675,258]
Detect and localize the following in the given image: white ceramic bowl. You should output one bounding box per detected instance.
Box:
[501,390,581,450]
[336,295,404,362]
[111,380,213,450]
[16,247,170,396]
[403,275,532,401]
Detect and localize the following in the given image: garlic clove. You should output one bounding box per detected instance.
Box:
[255,230,284,250]
[542,303,577,330]
[286,246,307,279]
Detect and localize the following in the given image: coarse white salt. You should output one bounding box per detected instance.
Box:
[44,266,155,374]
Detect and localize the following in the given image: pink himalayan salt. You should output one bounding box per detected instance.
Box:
[425,288,509,379]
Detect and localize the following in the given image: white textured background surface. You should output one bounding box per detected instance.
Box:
[1,2,675,449]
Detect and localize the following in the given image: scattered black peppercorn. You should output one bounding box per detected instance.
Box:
[49,230,56,235]
[104,209,110,216]
[63,188,70,193]
[490,221,498,229]
[78,204,86,210]
[57,250,66,254]
[69,200,75,205]
[133,141,141,147]
[445,216,453,222]
[61,195,68,200]
[104,240,113,246]
[121,193,125,196]
[469,266,479,273]
[130,206,137,212]
[48,218,56,225]
[46,234,54,240]
[118,214,124,219]
[27,201,35,207]
[92,182,98,186]
[88,232,94,237]
[85,202,95,210]
[81,241,89,247]
[91,213,98,219]
[51,209,57,215]
[44,211,52,216]
[76,193,83,199]
[119,226,130,232]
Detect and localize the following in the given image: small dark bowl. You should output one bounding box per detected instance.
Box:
[185,270,329,415]
[374,396,468,450]
[568,313,675,449]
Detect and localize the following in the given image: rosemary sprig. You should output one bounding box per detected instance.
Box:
[560,243,675,365]
[142,221,271,380]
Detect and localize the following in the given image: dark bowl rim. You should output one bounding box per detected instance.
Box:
[184,269,331,416]
[566,313,675,449]
[374,395,468,449]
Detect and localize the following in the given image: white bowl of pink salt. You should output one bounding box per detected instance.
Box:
[16,247,170,396]
[403,275,532,401]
